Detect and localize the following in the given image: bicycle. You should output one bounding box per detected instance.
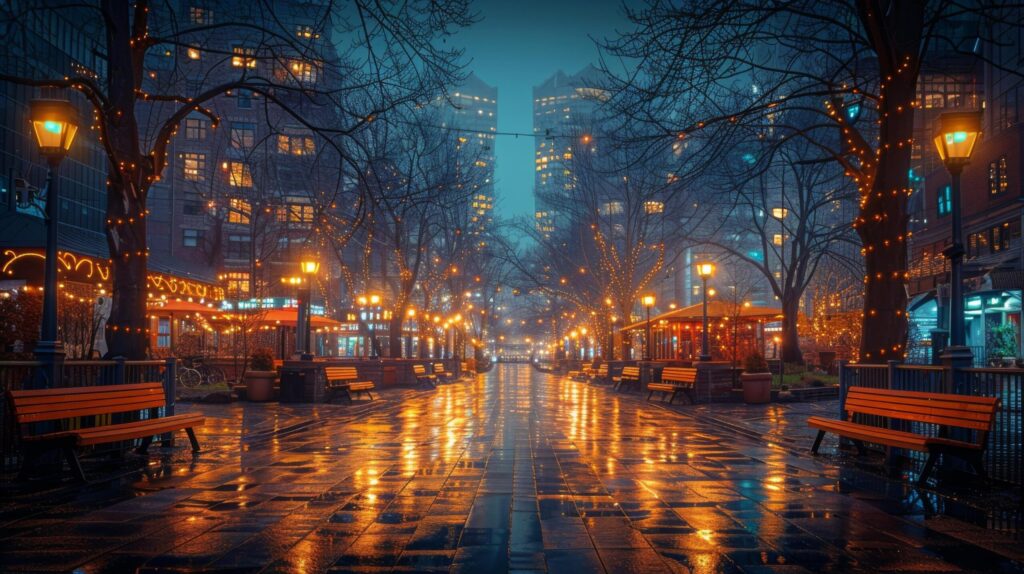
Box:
[176,356,226,388]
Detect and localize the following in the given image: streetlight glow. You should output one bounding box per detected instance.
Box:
[30,99,78,157]
[695,262,715,279]
[933,111,982,164]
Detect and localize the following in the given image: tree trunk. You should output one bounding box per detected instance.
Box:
[856,71,916,364]
[855,2,924,363]
[104,183,149,359]
[388,314,403,358]
[781,295,802,364]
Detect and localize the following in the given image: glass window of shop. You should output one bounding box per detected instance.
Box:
[965,291,1021,365]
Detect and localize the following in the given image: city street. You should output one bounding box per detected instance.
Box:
[0,365,1019,573]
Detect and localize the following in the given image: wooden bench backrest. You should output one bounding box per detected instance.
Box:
[662,367,697,383]
[621,366,640,379]
[413,364,428,375]
[9,383,166,425]
[597,364,608,376]
[846,386,1000,432]
[434,363,447,373]
[324,366,359,381]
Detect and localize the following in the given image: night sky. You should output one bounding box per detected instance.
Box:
[454,0,631,220]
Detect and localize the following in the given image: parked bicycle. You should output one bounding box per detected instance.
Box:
[176,356,226,389]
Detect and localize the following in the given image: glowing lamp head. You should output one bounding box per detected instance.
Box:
[933,111,982,165]
[641,294,656,307]
[368,294,381,305]
[299,259,319,275]
[696,261,716,279]
[580,327,587,335]
[30,99,78,158]
[406,308,416,317]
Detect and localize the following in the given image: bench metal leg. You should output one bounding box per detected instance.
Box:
[646,390,654,401]
[185,427,201,453]
[918,450,939,486]
[811,430,826,454]
[63,446,87,482]
[968,451,987,480]
[667,390,677,405]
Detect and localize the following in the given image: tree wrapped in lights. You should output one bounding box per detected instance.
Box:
[601,1,1020,362]
[0,0,474,358]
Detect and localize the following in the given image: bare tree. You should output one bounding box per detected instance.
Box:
[601,0,1020,362]
[0,0,474,358]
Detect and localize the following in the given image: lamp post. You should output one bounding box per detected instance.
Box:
[696,262,716,361]
[282,275,304,355]
[641,294,656,361]
[30,99,78,388]
[299,257,319,357]
[933,111,982,359]
[405,307,416,358]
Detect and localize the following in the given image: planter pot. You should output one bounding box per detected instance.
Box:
[741,372,772,404]
[245,370,277,402]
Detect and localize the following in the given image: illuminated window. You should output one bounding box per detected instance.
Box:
[277,133,315,155]
[232,46,256,68]
[600,201,623,215]
[182,152,205,181]
[937,185,952,217]
[282,59,318,83]
[644,200,664,214]
[773,233,784,246]
[184,118,206,140]
[230,122,255,149]
[279,198,313,225]
[157,318,171,348]
[989,156,1008,196]
[227,162,253,187]
[188,6,212,24]
[295,24,319,38]
[228,198,251,224]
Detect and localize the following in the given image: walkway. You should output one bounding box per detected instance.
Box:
[0,364,1020,573]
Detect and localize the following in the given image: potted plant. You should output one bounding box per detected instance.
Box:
[741,352,772,404]
[988,323,1018,367]
[245,347,277,402]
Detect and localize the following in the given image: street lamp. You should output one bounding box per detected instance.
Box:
[30,99,78,387]
[934,111,982,357]
[298,257,319,357]
[696,262,716,361]
[405,307,416,358]
[641,294,656,361]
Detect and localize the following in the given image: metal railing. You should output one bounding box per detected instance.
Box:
[839,360,1022,485]
[1,358,176,472]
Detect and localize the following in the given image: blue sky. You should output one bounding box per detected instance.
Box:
[453,0,631,220]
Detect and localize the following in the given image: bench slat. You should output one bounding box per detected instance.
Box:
[846,398,997,430]
[808,417,929,451]
[15,397,168,424]
[9,382,163,399]
[11,386,164,407]
[848,386,1000,406]
[74,415,205,446]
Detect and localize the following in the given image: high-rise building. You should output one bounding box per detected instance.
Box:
[532,65,607,236]
[440,73,497,237]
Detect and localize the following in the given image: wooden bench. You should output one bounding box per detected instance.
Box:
[613,366,641,392]
[808,386,1000,486]
[413,364,437,388]
[648,367,697,404]
[590,364,609,383]
[8,382,204,481]
[434,363,454,382]
[324,366,376,403]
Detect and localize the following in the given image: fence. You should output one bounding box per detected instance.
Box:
[0,358,176,472]
[839,360,1023,486]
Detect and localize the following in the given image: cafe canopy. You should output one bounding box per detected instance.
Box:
[621,300,783,361]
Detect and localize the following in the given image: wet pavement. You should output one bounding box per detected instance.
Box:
[0,364,1021,573]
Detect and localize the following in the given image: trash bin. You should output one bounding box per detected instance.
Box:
[279,363,322,403]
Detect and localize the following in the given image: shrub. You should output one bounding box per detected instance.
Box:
[250,347,275,371]
[743,352,769,373]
